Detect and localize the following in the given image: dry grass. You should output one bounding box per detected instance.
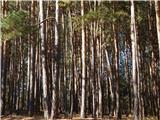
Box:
[1,115,43,120]
[1,114,158,120]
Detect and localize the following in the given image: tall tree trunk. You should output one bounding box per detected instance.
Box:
[29,1,36,115]
[0,5,2,114]
[1,0,8,115]
[90,22,96,117]
[80,0,86,118]
[149,2,160,118]
[97,25,102,118]
[113,23,120,119]
[131,0,138,120]
[39,0,48,119]
[105,49,114,116]
[154,2,160,118]
[63,13,68,114]
[35,36,40,113]
[155,0,160,59]
[51,0,59,118]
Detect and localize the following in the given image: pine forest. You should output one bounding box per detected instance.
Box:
[0,0,160,120]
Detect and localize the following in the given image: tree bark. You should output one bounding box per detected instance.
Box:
[80,0,86,118]
[155,0,160,59]
[39,0,48,119]
[131,1,138,120]
[113,23,120,119]
[51,0,59,118]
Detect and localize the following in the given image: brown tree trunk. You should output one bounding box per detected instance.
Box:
[51,0,59,118]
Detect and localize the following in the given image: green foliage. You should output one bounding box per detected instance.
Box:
[72,4,129,31]
[59,0,71,8]
[1,10,31,41]
[136,2,148,24]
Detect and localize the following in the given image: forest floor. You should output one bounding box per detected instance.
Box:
[1,114,157,120]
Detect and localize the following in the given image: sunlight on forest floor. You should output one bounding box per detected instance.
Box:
[1,114,157,120]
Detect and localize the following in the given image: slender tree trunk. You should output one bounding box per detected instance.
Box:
[29,1,36,115]
[0,3,2,114]
[113,23,120,119]
[68,9,73,117]
[97,26,102,118]
[131,1,138,120]
[63,13,68,114]
[39,0,48,119]
[154,2,160,118]
[136,24,141,120]
[35,36,40,113]
[155,0,160,59]
[90,23,96,117]
[2,41,7,115]
[51,0,59,118]
[1,0,8,114]
[80,0,86,118]
[105,49,114,116]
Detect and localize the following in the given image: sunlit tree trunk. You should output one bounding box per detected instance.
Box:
[155,2,160,118]
[91,2,96,117]
[29,0,36,115]
[68,8,73,117]
[105,49,114,115]
[80,0,86,118]
[135,24,142,120]
[155,0,160,59]
[90,22,96,117]
[113,23,120,119]
[63,12,68,114]
[35,35,40,113]
[39,0,48,119]
[97,24,102,118]
[131,0,138,120]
